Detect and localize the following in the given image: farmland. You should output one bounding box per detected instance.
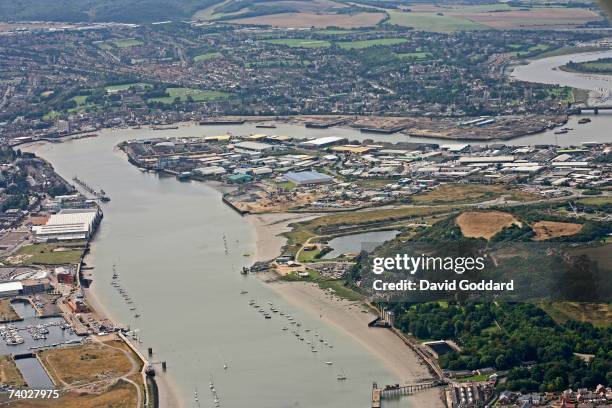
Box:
[387,11,486,32]
[532,221,583,240]
[230,11,385,28]
[455,211,521,240]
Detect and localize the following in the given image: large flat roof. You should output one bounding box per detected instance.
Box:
[0,281,23,293]
[284,171,333,183]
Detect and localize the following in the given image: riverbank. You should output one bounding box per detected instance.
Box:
[246,212,446,407]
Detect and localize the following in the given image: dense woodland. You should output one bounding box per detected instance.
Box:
[387,302,611,392]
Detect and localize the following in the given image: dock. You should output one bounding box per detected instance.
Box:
[371,381,442,407]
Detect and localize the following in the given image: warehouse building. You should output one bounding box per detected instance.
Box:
[0,281,23,298]
[300,136,347,149]
[234,141,274,153]
[284,171,334,185]
[32,208,101,242]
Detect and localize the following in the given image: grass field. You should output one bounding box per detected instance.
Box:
[0,355,26,388]
[532,221,582,241]
[412,184,525,205]
[456,211,521,240]
[6,242,84,265]
[337,38,408,50]
[0,299,21,322]
[194,51,222,62]
[148,87,230,104]
[540,302,611,327]
[112,39,143,48]
[40,340,135,385]
[395,51,432,60]
[263,38,331,48]
[387,11,486,32]
[577,196,612,206]
[9,380,138,408]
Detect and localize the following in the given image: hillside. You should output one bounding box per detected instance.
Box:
[0,0,221,23]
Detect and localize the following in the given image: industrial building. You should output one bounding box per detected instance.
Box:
[300,136,347,149]
[284,171,334,185]
[32,208,102,242]
[0,281,23,298]
[234,141,274,153]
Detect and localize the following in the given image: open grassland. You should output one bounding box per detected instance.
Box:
[194,51,223,62]
[263,38,331,48]
[231,12,385,28]
[6,242,84,265]
[456,211,521,240]
[395,51,432,60]
[8,380,138,408]
[306,205,454,230]
[412,184,535,205]
[532,221,583,241]
[40,340,135,385]
[148,87,230,104]
[0,299,21,322]
[112,39,143,48]
[0,355,26,388]
[578,196,612,206]
[337,38,408,50]
[387,11,486,32]
[540,302,611,327]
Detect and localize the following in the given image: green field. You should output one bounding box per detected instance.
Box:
[194,52,222,62]
[337,38,408,50]
[112,39,143,48]
[43,110,62,121]
[395,51,432,60]
[148,87,230,104]
[263,39,331,48]
[7,243,85,265]
[387,11,486,32]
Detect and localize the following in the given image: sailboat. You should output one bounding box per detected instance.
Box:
[337,369,347,381]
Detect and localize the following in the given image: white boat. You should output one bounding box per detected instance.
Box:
[325,361,333,365]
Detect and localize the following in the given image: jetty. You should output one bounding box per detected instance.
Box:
[371,381,443,407]
[72,176,110,202]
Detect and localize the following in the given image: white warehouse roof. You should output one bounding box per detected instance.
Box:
[0,281,23,294]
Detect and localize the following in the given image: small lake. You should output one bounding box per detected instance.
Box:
[323,230,400,259]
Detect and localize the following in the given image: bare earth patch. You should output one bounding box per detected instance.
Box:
[532,221,582,241]
[230,12,385,28]
[456,211,521,240]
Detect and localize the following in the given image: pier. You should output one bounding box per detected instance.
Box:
[371,381,443,407]
[72,176,110,202]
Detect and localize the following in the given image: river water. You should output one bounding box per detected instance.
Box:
[20,49,612,408]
